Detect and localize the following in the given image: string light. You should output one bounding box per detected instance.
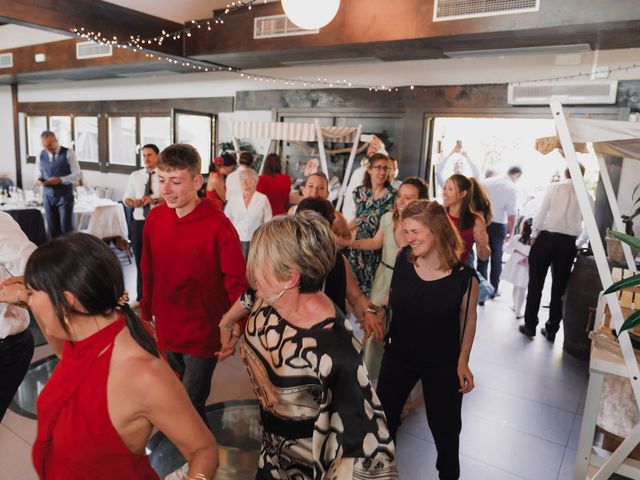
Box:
[70,7,640,95]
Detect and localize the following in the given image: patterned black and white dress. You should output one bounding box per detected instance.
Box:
[239,289,398,480]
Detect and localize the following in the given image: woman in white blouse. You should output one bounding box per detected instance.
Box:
[225,168,272,258]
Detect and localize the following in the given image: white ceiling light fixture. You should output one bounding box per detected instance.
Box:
[281,0,340,30]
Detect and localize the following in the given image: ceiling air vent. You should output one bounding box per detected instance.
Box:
[254,14,319,39]
[76,41,113,60]
[508,81,618,105]
[434,0,539,22]
[0,53,13,68]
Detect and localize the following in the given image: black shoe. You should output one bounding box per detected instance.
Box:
[541,328,556,342]
[519,324,536,337]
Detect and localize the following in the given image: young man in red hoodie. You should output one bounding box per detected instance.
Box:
[141,143,247,420]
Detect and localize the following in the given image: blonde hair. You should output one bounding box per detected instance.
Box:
[246,211,337,293]
[401,200,463,270]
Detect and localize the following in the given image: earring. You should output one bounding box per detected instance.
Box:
[63,315,71,328]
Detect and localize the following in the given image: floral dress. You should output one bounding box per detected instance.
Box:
[239,289,398,480]
[348,185,396,297]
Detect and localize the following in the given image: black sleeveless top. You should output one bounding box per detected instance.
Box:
[387,246,476,366]
[324,253,347,316]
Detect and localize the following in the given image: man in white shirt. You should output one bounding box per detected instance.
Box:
[478,166,521,295]
[224,151,253,203]
[0,212,37,420]
[520,164,589,341]
[123,144,164,304]
[36,131,82,237]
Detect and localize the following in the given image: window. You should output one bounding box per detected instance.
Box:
[74,116,99,165]
[140,116,171,152]
[26,115,47,158]
[108,116,137,167]
[173,110,216,174]
[49,116,72,149]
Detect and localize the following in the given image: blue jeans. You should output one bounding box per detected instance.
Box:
[165,351,217,422]
[477,222,507,292]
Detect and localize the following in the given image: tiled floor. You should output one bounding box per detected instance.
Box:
[0,258,603,479]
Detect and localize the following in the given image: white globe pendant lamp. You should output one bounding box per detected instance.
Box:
[281,0,341,30]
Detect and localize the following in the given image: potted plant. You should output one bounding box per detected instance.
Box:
[605,230,640,334]
[607,185,640,264]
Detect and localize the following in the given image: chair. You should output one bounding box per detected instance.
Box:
[82,204,133,263]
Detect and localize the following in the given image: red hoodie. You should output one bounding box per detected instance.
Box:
[141,198,247,357]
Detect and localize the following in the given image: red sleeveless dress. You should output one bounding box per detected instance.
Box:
[448,213,475,264]
[205,172,224,210]
[33,317,159,479]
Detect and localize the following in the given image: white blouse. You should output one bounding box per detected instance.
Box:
[224,191,272,242]
[0,212,37,339]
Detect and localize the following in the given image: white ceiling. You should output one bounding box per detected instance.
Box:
[0,1,276,49]
[102,0,275,23]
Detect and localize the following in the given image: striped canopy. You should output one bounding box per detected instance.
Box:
[231,121,360,143]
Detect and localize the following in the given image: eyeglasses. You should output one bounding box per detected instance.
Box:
[371,165,390,172]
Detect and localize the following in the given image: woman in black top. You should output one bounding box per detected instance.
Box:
[376,199,479,480]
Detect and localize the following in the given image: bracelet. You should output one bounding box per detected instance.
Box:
[364,303,379,316]
[219,324,234,331]
[185,474,209,480]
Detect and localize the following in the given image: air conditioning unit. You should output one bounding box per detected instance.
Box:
[254,14,318,39]
[508,80,618,105]
[76,41,113,60]
[0,53,13,68]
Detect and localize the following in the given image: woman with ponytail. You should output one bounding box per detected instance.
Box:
[442,174,491,265]
[2,233,218,480]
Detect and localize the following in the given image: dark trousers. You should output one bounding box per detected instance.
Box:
[130,219,145,301]
[241,241,250,259]
[0,329,35,421]
[164,351,217,422]
[524,231,577,334]
[377,351,462,480]
[477,222,507,292]
[43,191,74,238]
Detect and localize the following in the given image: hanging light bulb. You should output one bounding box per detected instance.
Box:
[281,0,340,30]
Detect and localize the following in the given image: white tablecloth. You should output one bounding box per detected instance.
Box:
[1,196,127,240]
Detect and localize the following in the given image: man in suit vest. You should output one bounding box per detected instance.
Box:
[36,131,82,238]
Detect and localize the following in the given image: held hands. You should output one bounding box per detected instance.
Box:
[215,323,242,361]
[362,308,386,342]
[0,277,27,307]
[457,358,474,394]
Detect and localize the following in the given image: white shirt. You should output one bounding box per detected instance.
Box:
[481,176,518,224]
[341,166,366,222]
[225,165,252,203]
[532,180,592,238]
[123,168,161,221]
[224,191,272,242]
[0,212,37,339]
[35,146,82,185]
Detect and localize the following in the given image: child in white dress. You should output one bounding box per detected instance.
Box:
[502,219,532,318]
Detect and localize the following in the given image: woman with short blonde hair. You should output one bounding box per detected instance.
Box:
[217,212,398,480]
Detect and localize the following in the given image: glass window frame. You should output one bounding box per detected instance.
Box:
[172,109,217,175]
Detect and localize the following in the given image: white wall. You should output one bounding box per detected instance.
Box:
[0,86,16,182]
